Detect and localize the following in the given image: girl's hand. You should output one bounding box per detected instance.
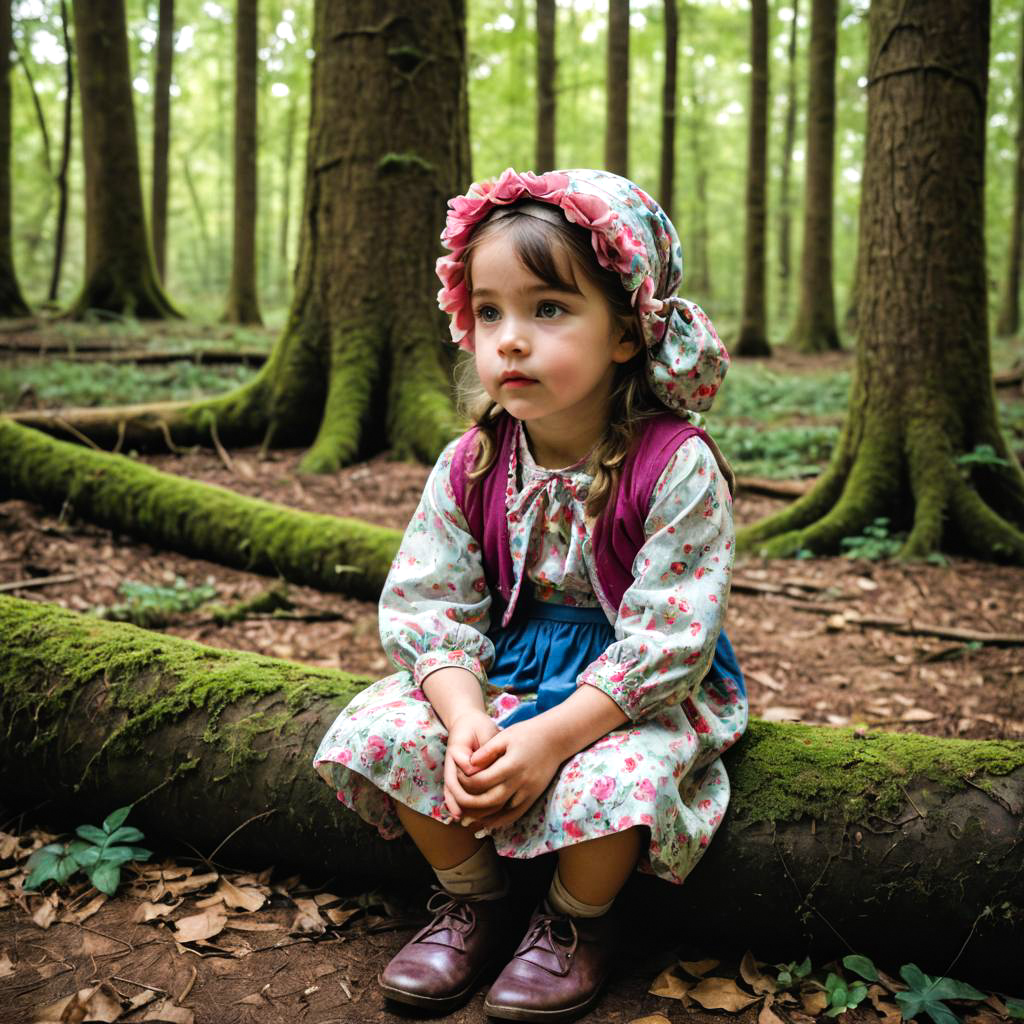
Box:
[455,720,563,830]
[443,709,500,819]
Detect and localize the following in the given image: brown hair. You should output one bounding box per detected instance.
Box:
[454,201,664,519]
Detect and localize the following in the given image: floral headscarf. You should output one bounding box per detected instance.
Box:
[435,167,729,413]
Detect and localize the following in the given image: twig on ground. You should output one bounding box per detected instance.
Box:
[208,418,235,474]
[206,810,277,865]
[54,416,103,451]
[0,573,78,593]
[791,605,1024,646]
[178,964,198,1003]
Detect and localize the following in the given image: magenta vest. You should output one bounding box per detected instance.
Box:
[450,413,710,625]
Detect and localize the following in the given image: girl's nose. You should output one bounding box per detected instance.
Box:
[495,316,530,356]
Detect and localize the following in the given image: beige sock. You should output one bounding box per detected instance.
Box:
[434,842,508,899]
[547,867,614,919]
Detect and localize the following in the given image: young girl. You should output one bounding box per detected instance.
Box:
[314,168,747,1023]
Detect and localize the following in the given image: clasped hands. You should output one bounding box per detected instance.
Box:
[442,708,563,832]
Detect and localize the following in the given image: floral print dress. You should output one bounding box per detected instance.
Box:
[314,421,748,885]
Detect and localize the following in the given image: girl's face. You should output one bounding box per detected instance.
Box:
[469,230,638,463]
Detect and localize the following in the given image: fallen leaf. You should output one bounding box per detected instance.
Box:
[165,871,219,897]
[901,707,938,723]
[127,990,161,1012]
[649,966,694,1001]
[65,892,107,924]
[238,992,268,1005]
[679,958,720,977]
[33,983,123,1023]
[173,908,227,943]
[629,1016,672,1024]
[801,989,829,1014]
[224,918,280,932]
[325,906,359,927]
[689,977,760,1012]
[290,897,327,935]
[760,993,787,1024]
[965,1012,1005,1024]
[0,950,15,977]
[747,670,785,692]
[142,999,194,1023]
[740,951,778,995]
[31,894,59,930]
[855,577,878,591]
[134,899,183,922]
[866,985,902,1024]
[986,996,1010,1016]
[0,832,19,859]
[760,706,805,723]
[313,891,342,906]
[217,877,266,912]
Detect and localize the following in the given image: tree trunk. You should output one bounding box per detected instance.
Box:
[223,0,263,325]
[735,0,770,356]
[70,0,178,319]
[1,592,1021,988]
[536,0,556,171]
[151,0,174,284]
[777,0,799,324]
[0,0,29,316]
[659,0,677,219]
[787,0,840,352]
[994,11,1024,339]
[278,92,297,302]
[740,0,1024,564]
[0,419,399,602]
[604,0,629,176]
[167,0,466,471]
[48,0,73,305]
[687,44,711,297]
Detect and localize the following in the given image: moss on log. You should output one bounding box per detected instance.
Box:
[0,420,400,601]
[1,594,1021,986]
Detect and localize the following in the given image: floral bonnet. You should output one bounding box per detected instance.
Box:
[435,167,729,413]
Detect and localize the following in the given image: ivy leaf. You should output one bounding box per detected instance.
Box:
[75,824,109,846]
[100,845,151,866]
[24,843,81,890]
[843,955,879,982]
[68,840,101,868]
[896,964,986,1024]
[1005,998,1024,1020]
[107,825,146,845]
[102,806,134,834]
[87,860,122,896]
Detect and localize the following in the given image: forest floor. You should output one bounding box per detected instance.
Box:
[1,321,1023,1023]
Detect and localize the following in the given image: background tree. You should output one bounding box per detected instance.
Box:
[777,0,799,324]
[536,0,555,170]
[151,0,175,283]
[70,0,177,318]
[48,0,72,304]
[605,0,629,176]
[223,0,262,324]
[787,0,839,352]
[0,0,29,316]
[734,0,770,356]
[741,0,1024,563]
[659,0,677,218]
[994,10,1023,339]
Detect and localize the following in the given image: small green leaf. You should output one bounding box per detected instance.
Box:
[777,970,792,987]
[107,825,146,845]
[795,957,812,979]
[87,860,122,896]
[844,955,879,982]
[99,845,146,866]
[825,1006,846,1017]
[102,806,134,834]
[1005,998,1024,1020]
[75,824,108,846]
[926,978,986,1003]
[70,844,102,868]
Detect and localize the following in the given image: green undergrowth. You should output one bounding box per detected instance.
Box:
[0,594,370,777]
[712,366,851,423]
[726,718,1024,825]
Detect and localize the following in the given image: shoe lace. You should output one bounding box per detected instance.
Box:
[517,908,579,964]
[418,887,477,944]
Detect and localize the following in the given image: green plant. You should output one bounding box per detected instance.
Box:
[894,964,986,1024]
[825,970,869,1016]
[1005,997,1024,1019]
[840,517,905,560]
[24,806,152,896]
[93,576,218,628]
[775,956,812,989]
[954,444,1011,469]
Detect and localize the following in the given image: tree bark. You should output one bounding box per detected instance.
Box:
[994,10,1024,339]
[1,592,1021,988]
[777,0,799,324]
[740,0,1024,565]
[48,0,73,305]
[0,0,30,316]
[735,0,771,356]
[151,0,175,284]
[0,419,400,602]
[604,0,629,176]
[536,0,555,171]
[687,42,711,297]
[787,0,840,352]
[223,0,263,325]
[278,92,296,302]
[70,0,179,319]
[659,0,677,219]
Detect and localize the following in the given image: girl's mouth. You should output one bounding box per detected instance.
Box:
[500,374,538,388]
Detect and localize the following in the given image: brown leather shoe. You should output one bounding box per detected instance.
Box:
[483,901,617,1022]
[378,887,514,1012]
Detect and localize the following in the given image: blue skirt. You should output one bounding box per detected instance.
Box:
[488,595,744,726]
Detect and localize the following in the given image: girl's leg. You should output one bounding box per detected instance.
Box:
[393,800,485,870]
[553,825,644,910]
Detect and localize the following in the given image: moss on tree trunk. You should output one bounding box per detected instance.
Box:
[1,593,1021,986]
[739,0,1024,564]
[0,420,400,601]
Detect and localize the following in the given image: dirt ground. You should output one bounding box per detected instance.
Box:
[2,417,1023,1021]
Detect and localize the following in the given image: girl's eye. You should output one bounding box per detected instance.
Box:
[537,301,563,319]
[474,305,500,323]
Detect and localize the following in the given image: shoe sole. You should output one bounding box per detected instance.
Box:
[379,974,479,1014]
[483,983,604,1023]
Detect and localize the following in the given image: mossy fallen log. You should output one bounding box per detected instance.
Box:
[0,419,399,601]
[1,595,1021,985]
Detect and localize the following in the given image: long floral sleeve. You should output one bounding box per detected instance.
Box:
[378,440,495,689]
[577,436,734,720]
